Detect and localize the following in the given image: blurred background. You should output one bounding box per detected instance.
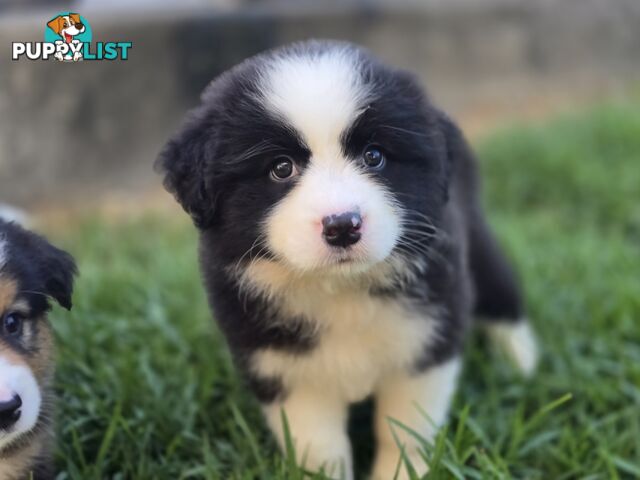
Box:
[1,0,639,213]
[1,1,640,478]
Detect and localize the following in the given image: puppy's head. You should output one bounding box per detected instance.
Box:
[47,13,85,41]
[0,220,76,452]
[158,41,450,278]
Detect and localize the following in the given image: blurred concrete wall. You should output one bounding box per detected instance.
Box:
[1,0,639,207]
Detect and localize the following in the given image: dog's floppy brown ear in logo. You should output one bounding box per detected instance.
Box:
[46,15,65,35]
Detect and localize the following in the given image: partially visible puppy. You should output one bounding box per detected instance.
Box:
[0,220,76,480]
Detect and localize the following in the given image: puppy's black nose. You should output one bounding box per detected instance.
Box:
[76,22,84,30]
[0,395,22,430]
[322,212,362,248]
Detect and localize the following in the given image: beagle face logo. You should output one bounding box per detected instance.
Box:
[12,12,132,62]
[47,13,86,43]
[45,13,91,62]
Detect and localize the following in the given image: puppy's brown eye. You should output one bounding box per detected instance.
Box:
[363,146,386,169]
[270,156,297,181]
[2,313,23,337]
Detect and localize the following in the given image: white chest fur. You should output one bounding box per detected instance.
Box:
[244,263,437,403]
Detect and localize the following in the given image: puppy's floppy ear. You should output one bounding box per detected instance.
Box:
[40,244,77,310]
[47,16,64,35]
[16,226,77,310]
[69,13,82,24]
[155,108,219,229]
[436,110,475,201]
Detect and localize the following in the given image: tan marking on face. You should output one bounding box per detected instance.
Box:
[0,342,22,367]
[0,278,54,384]
[0,318,55,386]
[0,279,27,374]
[0,278,18,313]
[24,320,54,384]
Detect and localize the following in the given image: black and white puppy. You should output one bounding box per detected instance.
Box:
[157,40,538,479]
[0,220,76,479]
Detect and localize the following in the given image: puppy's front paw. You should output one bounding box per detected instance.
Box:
[371,447,427,480]
[73,52,83,62]
[263,391,353,480]
[54,52,64,62]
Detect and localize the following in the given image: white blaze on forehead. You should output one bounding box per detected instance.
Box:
[259,46,370,154]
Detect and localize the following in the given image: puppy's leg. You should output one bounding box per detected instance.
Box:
[486,320,538,376]
[371,357,461,480]
[469,212,538,375]
[264,386,353,480]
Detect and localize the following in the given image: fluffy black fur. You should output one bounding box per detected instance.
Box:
[156,40,523,403]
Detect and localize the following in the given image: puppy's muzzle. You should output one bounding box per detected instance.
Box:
[322,211,362,248]
[0,394,22,430]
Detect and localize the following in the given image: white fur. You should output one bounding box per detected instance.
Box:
[488,320,538,376]
[259,47,401,272]
[372,358,461,480]
[263,386,353,480]
[260,45,370,154]
[0,356,41,451]
[250,281,438,403]
[244,258,440,479]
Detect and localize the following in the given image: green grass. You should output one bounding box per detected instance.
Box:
[49,101,640,479]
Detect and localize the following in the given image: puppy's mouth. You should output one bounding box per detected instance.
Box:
[327,247,360,263]
[324,248,375,272]
[64,33,73,43]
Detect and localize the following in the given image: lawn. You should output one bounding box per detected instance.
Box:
[48,102,640,479]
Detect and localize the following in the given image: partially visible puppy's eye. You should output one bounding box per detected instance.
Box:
[270,156,298,181]
[2,313,24,337]
[362,145,386,170]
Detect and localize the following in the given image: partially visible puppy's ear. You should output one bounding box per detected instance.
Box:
[2,222,77,310]
[155,108,219,229]
[41,244,77,310]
